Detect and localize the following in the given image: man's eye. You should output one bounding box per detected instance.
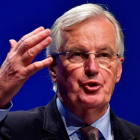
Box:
[98,53,110,58]
[73,52,82,57]
[68,52,84,60]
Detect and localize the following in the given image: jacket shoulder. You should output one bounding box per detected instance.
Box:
[5,106,45,124]
[117,117,140,134]
[110,109,140,138]
[0,106,46,140]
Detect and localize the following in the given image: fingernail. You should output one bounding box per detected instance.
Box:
[9,39,14,42]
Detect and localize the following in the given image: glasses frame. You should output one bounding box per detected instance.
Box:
[52,51,120,68]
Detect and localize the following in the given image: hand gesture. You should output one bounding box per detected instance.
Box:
[0,27,53,108]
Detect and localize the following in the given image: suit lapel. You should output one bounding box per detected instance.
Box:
[110,109,137,140]
[41,95,70,140]
[40,97,139,140]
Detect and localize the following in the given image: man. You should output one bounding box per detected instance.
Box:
[0,3,140,140]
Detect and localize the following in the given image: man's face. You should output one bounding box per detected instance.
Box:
[50,17,123,114]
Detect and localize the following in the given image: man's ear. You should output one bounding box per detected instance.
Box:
[49,59,57,83]
[116,57,124,83]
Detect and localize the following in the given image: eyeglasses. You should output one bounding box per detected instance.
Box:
[53,49,120,68]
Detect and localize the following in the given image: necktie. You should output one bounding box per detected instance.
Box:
[79,126,99,140]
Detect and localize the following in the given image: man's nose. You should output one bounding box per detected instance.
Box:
[84,54,100,77]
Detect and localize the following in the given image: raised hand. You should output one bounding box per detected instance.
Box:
[0,27,53,108]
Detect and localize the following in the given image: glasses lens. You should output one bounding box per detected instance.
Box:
[58,50,118,68]
[96,58,111,68]
[66,51,85,63]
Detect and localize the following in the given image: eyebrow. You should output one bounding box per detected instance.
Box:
[66,47,87,52]
[66,46,115,53]
[96,46,114,53]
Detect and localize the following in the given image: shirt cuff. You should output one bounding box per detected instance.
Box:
[0,102,13,122]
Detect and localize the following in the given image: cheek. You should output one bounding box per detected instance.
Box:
[100,66,118,94]
[56,61,84,92]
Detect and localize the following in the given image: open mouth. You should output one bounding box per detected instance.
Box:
[81,81,102,92]
[88,83,98,87]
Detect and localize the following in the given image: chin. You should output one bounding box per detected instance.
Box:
[78,95,104,108]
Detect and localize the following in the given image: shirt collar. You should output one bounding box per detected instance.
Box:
[57,98,112,140]
[90,105,112,140]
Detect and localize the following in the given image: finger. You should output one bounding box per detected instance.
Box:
[13,26,45,52]
[17,29,51,56]
[22,36,52,65]
[25,57,53,76]
[9,39,17,49]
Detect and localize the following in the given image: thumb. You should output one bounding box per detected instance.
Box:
[9,39,17,49]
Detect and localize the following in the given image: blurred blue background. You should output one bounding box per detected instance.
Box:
[0,0,140,126]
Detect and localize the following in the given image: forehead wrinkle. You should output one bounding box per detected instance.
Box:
[83,18,117,52]
[62,31,92,52]
[61,17,117,53]
[64,28,96,52]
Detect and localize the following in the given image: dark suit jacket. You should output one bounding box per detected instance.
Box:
[0,95,140,140]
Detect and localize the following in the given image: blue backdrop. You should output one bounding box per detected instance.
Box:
[0,0,140,126]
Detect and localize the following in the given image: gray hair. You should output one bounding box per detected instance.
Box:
[46,3,124,92]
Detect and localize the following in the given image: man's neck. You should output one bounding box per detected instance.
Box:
[76,105,108,124]
[60,98,108,124]
[72,106,108,124]
[57,97,112,140]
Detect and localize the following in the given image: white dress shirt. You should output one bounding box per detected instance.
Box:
[57,98,114,140]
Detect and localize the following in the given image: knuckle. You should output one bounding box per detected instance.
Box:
[21,35,27,41]
[27,49,34,57]
[37,33,44,39]
[39,37,51,48]
[39,41,46,48]
[38,31,48,38]
[20,69,28,78]
[19,36,26,45]
[23,40,30,48]
[32,63,38,69]
[32,63,41,71]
